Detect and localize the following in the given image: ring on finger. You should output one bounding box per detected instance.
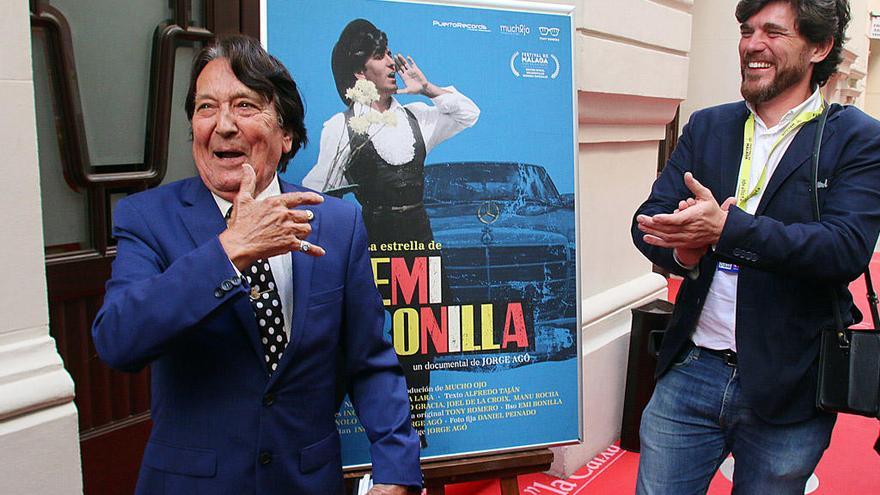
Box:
[300,241,311,253]
[305,210,314,221]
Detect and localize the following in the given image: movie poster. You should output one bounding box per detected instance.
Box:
[265,0,581,465]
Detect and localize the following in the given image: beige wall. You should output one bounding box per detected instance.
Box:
[867,37,880,117]
[550,0,689,475]
[681,0,741,129]
[849,0,871,73]
[0,1,82,493]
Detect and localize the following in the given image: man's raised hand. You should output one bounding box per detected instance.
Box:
[395,54,449,98]
[220,164,325,270]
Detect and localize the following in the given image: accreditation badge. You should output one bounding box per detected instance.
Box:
[718,262,739,274]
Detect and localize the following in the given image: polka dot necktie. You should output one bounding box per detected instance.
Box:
[226,207,289,375]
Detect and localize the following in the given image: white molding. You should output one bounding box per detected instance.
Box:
[576,35,690,99]
[648,0,693,12]
[579,124,666,143]
[839,88,862,99]
[0,329,74,422]
[548,273,668,477]
[578,92,682,125]
[577,92,682,144]
[850,67,867,80]
[379,0,574,14]
[581,273,668,332]
[0,402,82,494]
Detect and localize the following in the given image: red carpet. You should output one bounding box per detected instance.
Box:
[442,256,880,494]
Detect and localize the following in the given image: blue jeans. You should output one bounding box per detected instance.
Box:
[636,345,836,495]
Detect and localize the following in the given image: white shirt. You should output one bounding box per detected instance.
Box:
[302,87,480,191]
[211,176,293,340]
[692,88,823,352]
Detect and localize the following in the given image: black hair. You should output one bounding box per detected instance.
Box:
[185,35,307,171]
[735,0,851,87]
[331,19,388,104]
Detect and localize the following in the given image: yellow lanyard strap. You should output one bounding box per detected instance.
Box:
[737,103,826,208]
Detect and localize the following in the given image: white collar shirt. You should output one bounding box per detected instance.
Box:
[692,88,823,352]
[210,175,293,340]
[302,87,480,191]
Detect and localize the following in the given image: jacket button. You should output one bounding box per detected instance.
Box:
[221,280,233,291]
[231,276,242,286]
[214,288,224,298]
[263,394,275,406]
[259,451,272,465]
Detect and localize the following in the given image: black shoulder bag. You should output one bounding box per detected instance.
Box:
[812,104,880,418]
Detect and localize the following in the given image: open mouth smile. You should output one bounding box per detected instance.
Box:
[213,150,247,163]
[748,62,772,69]
[214,150,246,158]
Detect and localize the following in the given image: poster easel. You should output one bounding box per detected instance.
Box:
[344,448,554,494]
[263,0,581,486]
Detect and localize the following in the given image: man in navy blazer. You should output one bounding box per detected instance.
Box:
[632,1,880,493]
[92,36,421,494]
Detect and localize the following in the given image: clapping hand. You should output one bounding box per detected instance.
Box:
[637,172,736,265]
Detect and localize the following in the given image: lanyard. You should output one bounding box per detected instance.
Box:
[736,103,825,208]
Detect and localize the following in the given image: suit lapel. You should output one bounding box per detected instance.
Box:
[269,180,321,384]
[179,179,266,368]
[713,106,749,202]
[756,106,839,216]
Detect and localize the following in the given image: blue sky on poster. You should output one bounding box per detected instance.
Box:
[267,0,575,192]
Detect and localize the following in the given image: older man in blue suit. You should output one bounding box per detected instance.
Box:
[92,36,421,495]
[632,1,880,494]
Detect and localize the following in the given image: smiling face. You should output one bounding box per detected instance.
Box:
[356,49,397,97]
[738,1,828,106]
[191,58,292,201]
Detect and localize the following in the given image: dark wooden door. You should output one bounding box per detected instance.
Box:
[31,1,259,492]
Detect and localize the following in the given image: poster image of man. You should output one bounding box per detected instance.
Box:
[268,0,580,464]
[302,18,480,247]
[302,18,480,447]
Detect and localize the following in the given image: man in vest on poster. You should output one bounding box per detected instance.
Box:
[304,18,479,448]
[632,0,880,493]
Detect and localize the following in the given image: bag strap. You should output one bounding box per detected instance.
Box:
[808,104,829,223]
[809,104,880,340]
[865,267,880,328]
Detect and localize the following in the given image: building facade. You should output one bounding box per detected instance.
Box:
[2,0,878,491]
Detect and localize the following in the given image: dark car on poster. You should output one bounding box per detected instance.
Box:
[423,162,577,370]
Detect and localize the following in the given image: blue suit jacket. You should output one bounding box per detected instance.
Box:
[92,177,421,494]
[632,102,880,424]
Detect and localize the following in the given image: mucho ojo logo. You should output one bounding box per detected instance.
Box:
[499,23,530,35]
